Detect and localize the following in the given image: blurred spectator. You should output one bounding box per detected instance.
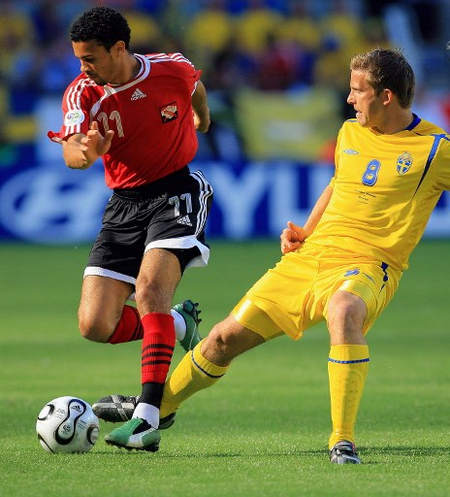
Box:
[255,33,299,90]
[0,1,35,80]
[125,9,161,53]
[184,0,234,70]
[36,38,80,94]
[31,0,64,48]
[185,0,233,53]
[234,0,282,55]
[0,0,446,158]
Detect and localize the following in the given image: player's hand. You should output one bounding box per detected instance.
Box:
[280,221,307,254]
[81,121,114,159]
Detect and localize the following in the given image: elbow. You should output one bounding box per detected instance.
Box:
[199,117,211,133]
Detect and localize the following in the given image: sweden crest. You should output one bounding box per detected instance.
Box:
[396,152,413,175]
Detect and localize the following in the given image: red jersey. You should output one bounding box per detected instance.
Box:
[48,53,201,189]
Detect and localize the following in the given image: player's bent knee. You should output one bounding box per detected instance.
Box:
[329,293,366,324]
[327,292,367,343]
[204,317,264,363]
[78,314,113,343]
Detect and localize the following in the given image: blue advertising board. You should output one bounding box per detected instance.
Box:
[0,158,448,243]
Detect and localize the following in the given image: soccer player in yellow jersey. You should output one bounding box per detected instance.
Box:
[94,49,450,463]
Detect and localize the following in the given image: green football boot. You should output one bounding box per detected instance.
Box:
[174,299,202,352]
[105,418,161,452]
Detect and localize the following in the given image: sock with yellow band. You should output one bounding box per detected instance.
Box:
[328,344,370,449]
[160,339,229,418]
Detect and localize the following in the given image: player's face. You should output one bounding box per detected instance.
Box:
[72,40,123,86]
[347,70,385,128]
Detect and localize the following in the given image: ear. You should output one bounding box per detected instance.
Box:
[382,88,394,106]
[111,40,127,56]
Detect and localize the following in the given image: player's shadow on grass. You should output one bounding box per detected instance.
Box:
[363,446,449,457]
[96,445,449,459]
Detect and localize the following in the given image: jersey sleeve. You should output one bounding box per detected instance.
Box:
[167,52,202,95]
[434,134,450,191]
[47,79,91,143]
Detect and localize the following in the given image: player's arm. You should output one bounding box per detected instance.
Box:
[191,80,210,133]
[280,184,333,254]
[62,122,114,169]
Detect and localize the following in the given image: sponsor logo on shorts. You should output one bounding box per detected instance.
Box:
[396,151,413,175]
[160,102,178,123]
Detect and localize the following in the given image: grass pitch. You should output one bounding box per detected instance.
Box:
[1,240,449,497]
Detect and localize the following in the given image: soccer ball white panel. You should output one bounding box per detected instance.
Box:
[36,396,99,453]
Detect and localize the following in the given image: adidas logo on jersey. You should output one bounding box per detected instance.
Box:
[131,88,147,101]
[177,215,192,227]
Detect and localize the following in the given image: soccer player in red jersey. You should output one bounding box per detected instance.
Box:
[48,7,213,451]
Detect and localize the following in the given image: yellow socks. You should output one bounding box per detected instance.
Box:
[328,344,369,449]
[160,341,369,447]
[160,340,229,418]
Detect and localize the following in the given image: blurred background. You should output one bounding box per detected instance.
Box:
[0,0,448,244]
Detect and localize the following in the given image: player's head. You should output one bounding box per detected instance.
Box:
[70,7,131,85]
[347,48,415,128]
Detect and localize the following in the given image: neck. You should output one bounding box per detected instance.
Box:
[371,109,414,135]
[110,53,140,86]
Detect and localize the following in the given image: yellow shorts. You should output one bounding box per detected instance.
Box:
[231,248,401,341]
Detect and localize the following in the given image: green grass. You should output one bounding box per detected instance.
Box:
[1,240,449,497]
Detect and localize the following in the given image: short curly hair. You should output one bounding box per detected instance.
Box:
[350,48,415,108]
[70,7,131,51]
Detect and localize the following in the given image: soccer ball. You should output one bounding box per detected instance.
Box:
[36,396,99,453]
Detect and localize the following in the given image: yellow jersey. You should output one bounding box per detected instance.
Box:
[306,116,450,270]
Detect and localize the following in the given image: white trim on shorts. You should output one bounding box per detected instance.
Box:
[190,170,213,236]
[144,235,210,268]
[83,266,137,285]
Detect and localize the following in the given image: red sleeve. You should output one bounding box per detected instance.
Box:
[48,77,91,143]
[167,52,202,95]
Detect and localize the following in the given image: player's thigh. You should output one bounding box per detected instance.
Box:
[84,194,146,284]
[241,251,319,340]
[232,297,284,341]
[78,275,133,340]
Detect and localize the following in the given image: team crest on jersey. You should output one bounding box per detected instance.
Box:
[64,110,85,126]
[396,152,413,175]
[160,102,178,123]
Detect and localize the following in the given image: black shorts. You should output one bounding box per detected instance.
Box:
[84,167,213,284]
